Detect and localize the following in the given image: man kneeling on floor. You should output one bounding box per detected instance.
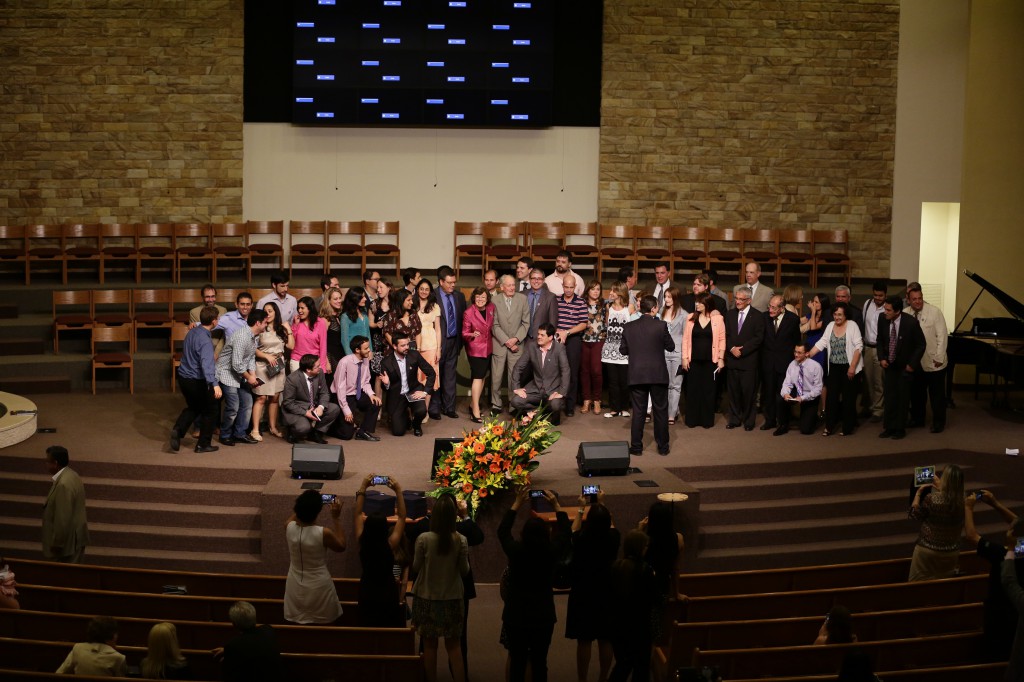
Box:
[282,353,340,444]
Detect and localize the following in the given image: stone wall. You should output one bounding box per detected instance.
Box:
[600,1,899,279]
[0,0,243,224]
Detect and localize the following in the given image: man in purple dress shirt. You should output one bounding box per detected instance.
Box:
[331,335,381,441]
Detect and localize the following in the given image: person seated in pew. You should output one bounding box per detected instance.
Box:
[141,621,192,680]
[813,605,857,645]
[213,601,283,682]
[0,555,18,609]
[56,615,128,677]
[836,650,881,682]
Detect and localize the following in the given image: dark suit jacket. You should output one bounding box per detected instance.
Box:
[619,313,675,385]
[761,310,802,374]
[223,625,284,682]
[282,370,333,416]
[724,305,766,370]
[526,287,558,339]
[511,340,570,396]
[380,349,437,402]
[437,289,467,345]
[876,312,926,371]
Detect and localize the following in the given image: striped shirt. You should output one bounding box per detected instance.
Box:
[556,294,588,334]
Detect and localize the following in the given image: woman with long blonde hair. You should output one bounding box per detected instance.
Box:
[140,621,191,679]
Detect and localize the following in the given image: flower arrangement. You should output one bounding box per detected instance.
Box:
[430,411,560,515]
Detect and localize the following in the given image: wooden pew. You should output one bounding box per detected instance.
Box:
[15,584,363,626]
[678,552,987,597]
[0,609,415,655]
[6,557,360,601]
[691,632,985,679]
[662,602,983,675]
[721,662,1007,682]
[677,573,987,623]
[0,637,421,682]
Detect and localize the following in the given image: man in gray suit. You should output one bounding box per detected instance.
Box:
[525,268,558,341]
[733,261,774,312]
[281,353,341,444]
[510,323,569,425]
[42,445,90,563]
[491,274,530,416]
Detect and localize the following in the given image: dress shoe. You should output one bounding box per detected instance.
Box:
[169,430,180,452]
[726,423,739,429]
[236,435,260,445]
[429,413,442,421]
[413,427,423,437]
[878,430,893,438]
[444,410,459,419]
[657,449,670,456]
[759,423,775,431]
[355,431,381,442]
[930,426,944,434]
[628,450,643,456]
[744,425,754,431]
[287,435,304,444]
[565,409,575,417]
[194,444,219,453]
[219,437,235,446]
[890,431,907,440]
[490,408,503,417]
[773,427,789,436]
[309,432,327,444]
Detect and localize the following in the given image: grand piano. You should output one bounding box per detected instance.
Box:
[947,270,1024,408]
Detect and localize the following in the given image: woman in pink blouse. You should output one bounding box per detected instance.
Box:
[462,287,495,423]
[291,296,329,374]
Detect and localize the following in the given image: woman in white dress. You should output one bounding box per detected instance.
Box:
[284,490,346,624]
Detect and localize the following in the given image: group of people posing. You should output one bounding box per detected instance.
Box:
[167,253,950,455]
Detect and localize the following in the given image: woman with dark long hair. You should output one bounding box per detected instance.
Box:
[340,287,372,363]
[354,475,407,628]
[290,296,327,373]
[284,490,346,624]
[608,530,657,682]
[641,501,684,647]
[499,487,571,682]
[908,464,966,581]
[383,288,422,353]
[412,493,469,682]
[415,278,442,401]
[251,301,293,441]
[565,495,619,682]
[580,279,607,416]
[462,286,495,423]
[681,292,725,429]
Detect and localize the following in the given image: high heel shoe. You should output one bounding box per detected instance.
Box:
[593,401,602,415]
[581,400,591,414]
[470,415,483,424]
[249,431,263,442]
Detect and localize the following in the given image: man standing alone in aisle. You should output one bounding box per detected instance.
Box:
[619,296,675,456]
[42,445,90,563]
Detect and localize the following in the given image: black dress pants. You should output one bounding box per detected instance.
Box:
[336,393,380,439]
[630,383,669,453]
[726,367,758,428]
[883,367,913,434]
[173,374,219,447]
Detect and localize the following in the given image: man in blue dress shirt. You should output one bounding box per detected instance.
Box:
[170,306,223,453]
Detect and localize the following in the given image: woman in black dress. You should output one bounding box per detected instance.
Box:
[354,474,407,628]
[565,495,619,682]
[681,293,726,428]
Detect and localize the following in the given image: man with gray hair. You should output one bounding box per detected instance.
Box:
[490,274,530,415]
[215,601,283,682]
[725,285,765,430]
[834,284,863,330]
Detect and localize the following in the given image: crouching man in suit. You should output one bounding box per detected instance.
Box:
[281,353,340,444]
[379,331,437,437]
[510,323,570,425]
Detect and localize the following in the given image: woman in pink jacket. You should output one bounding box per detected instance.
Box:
[462,286,495,423]
[681,292,726,428]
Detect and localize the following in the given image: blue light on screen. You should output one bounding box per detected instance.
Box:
[426,61,445,67]
[511,77,530,83]
[317,74,336,81]
[382,113,400,119]
[426,99,445,104]
[316,112,335,118]
[295,59,314,66]
[513,39,531,46]
[360,98,380,104]
[383,38,401,44]
[362,23,380,29]
[449,1,467,6]
[295,97,314,103]
[511,114,529,120]
[446,114,465,119]
[513,2,532,7]
[317,37,335,43]
[490,99,508,105]
[362,60,380,66]
[447,76,465,82]
[318,0,336,5]
[296,22,315,28]
[383,0,402,5]
[383,75,401,81]
[491,62,509,68]
[448,39,466,45]
[493,25,510,30]
[427,24,445,30]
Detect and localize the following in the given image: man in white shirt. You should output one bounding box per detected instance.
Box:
[860,281,888,422]
[515,257,533,293]
[256,272,298,325]
[776,343,824,435]
[544,250,585,297]
[649,262,677,311]
[905,283,948,433]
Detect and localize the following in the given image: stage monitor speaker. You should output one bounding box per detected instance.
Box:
[291,442,344,480]
[576,441,630,477]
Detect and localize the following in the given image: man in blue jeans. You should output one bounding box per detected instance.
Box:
[216,309,268,446]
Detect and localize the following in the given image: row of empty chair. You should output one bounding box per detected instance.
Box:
[453,221,850,285]
[0,220,400,284]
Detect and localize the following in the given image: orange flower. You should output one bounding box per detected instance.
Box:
[512,430,520,440]
[478,488,488,497]
[462,483,473,493]
[473,441,485,454]
[489,462,501,473]
[492,425,504,436]
[514,465,523,475]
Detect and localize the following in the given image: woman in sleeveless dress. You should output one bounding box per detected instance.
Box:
[284,490,346,624]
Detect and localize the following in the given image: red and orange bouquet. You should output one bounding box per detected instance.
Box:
[430,412,560,515]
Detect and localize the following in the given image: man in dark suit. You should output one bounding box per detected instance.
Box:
[725,285,766,430]
[760,294,802,431]
[281,354,341,443]
[510,323,569,425]
[525,268,558,341]
[217,600,284,682]
[619,295,675,455]
[380,332,437,436]
[877,295,926,440]
[42,445,90,563]
[430,265,466,420]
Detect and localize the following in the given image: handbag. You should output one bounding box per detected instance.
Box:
[263,358,283,378]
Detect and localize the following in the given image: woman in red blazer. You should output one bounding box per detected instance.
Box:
[681,292,726,428]
[462,286,496,423]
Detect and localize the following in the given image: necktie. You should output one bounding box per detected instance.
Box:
[529,293,538,331]
[797,364,804,395]
[888,320,897,364]
[914,310,920,320]
[657,285,665,309]
[445,294,456,337]
[355,361,363,401]
[505,296,512,313]
[308,377,315,410]
[738,310,746,333]
[775,316,781,332]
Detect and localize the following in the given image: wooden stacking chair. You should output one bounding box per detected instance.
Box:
[170,323,190,393]
[61,223,102,284]
[360,220,400,276]
[561,221,599,278]
[777,229,814,286]
[326,220,363,277]
[597,224,636,279]
[453,221,486,279]
[706,227,744,283]
[245,220,285,274]
[0,225,27,283]
[91,324,134,394]
[52,290,92,354]
[25,224,64,285]
[482,222,527,272]
[174,222,214,283]
[132,288,174,351]
[527,222,565,270]
[135,223,176,283]
[634,225,673,276]
[211,222,251,282]
[812,229,851,286]
[98,223,138,283]
[741,228,780,286]
[288,220,327,278]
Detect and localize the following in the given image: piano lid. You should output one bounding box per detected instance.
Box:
[964,270,1024,323]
